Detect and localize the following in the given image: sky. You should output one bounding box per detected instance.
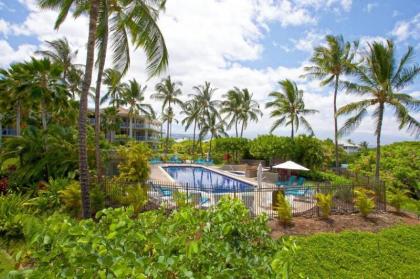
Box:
[0,0,419,145]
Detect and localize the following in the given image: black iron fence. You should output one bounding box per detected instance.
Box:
[104,179,386,219]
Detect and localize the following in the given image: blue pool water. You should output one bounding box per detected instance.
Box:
[163,166,254,193]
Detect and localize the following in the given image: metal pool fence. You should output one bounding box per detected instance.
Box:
[104,179,386,219]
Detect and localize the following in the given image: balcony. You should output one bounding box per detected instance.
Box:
[120,123,160,130]
[1,129,17,136]
[134,135,160,141]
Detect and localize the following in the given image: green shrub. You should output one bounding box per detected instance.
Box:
[173,190,188,208]
[275,191,292,225]
[118,185,147,214]
[315,193,333,219]
[59,181,104,217]
[388,188,410,213]
[354,188,375,217]
[12,198,280,278]
[116,142,151,183]
[0,194,31,238]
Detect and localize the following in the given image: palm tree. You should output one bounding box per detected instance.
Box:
[24,58,69,130]
[36,38,80,82]
[266,79,318,138]
[161,107,178,139]
[39,0,101,218]
[337,40,420,181]
[303,35,358,169]
[181,100,201,154]
[101,107,121,142]
[151,76,183,154]
[221,88,242,137]
[199,112,227,158]
[0,63,29,136]
[101,69,127,108]
[122,79,155,139]
[193,81,219,118]
[237,88,262,138]
[92,0,168,182]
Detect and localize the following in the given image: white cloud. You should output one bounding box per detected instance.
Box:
[0,40,37,66]
[391,13,420,42]
[290,29,327,52]
[364,3,378,13]
[295,0,352,12]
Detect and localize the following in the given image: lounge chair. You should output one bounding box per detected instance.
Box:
[168,155,182,164]
[189,192,210,207]
[241,193,255,214]
[296,177,305,186]
[149,182,173,197]
[194,158,205,164]
[204,159,214,165]
[149,157,162,165]
[275,175,297,187]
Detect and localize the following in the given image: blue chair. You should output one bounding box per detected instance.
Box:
[194,158,205,164]
[276,175,297,187]
[169,155,182,164]
[150,182,173,197]
[204,159,214,165]
[296,177,305,186]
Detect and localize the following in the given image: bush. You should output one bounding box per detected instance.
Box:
[0,194,31,238]
[116,142,151,183]
[388,188,410,213]
[315,193,333,219]
[354,188,375,217]
[12,198,283,278]
[275,191,292,225]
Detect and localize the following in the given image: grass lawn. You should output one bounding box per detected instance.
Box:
[291,225,420,278]
[0,249,14,278]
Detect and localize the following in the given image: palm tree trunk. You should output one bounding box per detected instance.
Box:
[79,0,99,219]
[165,119,170,155]
[375,103,384,182]
[16,103,21,136]
[240,120,245,138]
[235,118,238,137]
[93,14,108,183]
[129,115,133,138]
[333,75,339,170]
[291,117,294,139]
[192,119,197,154]
[209,135,213,158]
[41,101,47,130]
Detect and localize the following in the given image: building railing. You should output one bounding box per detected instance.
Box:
[88,118,160,131]
[1,129,17,136]
[103,179,386,219]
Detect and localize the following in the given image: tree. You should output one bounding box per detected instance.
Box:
[36,37,80,83]
[248,135,291,165]
[122,79,155,139]
[303,35,358,169]
[92,0,168,182]
[181,100,201,154]
[39,0,101,218]
[266,79,318,139]
[101,107,121,142]
[199,112,227,158]
[237,88,262,138]
[152,76,183,154]
[337,40,419,181]
[101,68,127,108]
[221,88,242,137]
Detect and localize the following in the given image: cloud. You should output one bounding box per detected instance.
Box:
[364,3,378,13]
[0,40,37,66]
[391,13,420,42]
[290,29,328,52]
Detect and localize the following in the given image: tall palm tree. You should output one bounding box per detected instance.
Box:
[0,63,29,136]
[199,111,227,158]
[193,81,219,119]
[237,88,262,138]
[36,38,80,82]
[101,68,127,108]
[337,40,420,181]
[101,107,121,142]
[181,100,201,153]
[266,79,318,139]
[221,88,242,137]
[122,79,155,139]
[151,76,183,154]
[303,35,358,169]
[92,0,168,182]
[161,107,178,140]
[24,58,69,130]
[39,0,101,218]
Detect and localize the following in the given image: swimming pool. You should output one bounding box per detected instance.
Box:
[162,166,255,193]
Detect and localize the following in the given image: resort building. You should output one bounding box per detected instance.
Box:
[338,140,360,153]
[88,107,161,148]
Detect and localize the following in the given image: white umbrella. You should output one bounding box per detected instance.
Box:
[257,163,263,188]
[272,160,309,171]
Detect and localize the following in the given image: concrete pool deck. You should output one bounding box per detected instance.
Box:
[149,164,315,216]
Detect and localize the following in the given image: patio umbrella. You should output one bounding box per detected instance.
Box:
[272,160,309,171]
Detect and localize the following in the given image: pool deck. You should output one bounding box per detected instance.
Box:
[149,164,315,216]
